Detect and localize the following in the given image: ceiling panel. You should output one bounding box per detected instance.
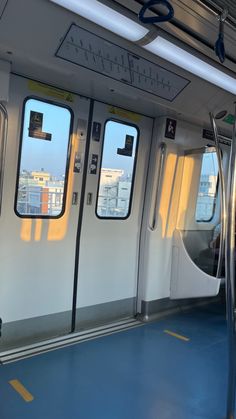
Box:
[0,0,233,130]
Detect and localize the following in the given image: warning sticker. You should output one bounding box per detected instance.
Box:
[117,135,134,157]
[28,80,74,103]
[29,111,52,141]
[29,111,43,131]
[165,118,177,140]
[108,106,141,123]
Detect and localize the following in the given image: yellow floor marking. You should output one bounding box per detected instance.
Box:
[9,380,34,402]
[164,329,190,342]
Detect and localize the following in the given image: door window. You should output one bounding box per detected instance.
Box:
[96,120,138,219]
[15,98,73,218]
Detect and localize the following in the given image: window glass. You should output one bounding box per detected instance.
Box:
[96,120,138,218]
[195,149,218,222]
[15,98,72,217]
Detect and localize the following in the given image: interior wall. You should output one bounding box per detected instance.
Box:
[138,116,229,306]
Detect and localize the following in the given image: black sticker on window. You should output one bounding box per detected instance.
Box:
[165,118,176,140]
[117,135,134,157]
[29,111,52,141]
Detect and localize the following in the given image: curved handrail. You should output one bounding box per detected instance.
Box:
[170,229,221,299]
[0,104,7,216]
[209,112,226,279]
[139,0,174,24]
[149,142,166,231]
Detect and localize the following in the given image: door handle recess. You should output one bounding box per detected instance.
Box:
[87,192,93,205]
[72,192,78,205]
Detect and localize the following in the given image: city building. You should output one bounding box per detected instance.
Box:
[196,174,218,221]
[97,168,132,217]
[17,170,64,216]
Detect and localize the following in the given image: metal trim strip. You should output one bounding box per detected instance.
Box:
[0,318,142,364]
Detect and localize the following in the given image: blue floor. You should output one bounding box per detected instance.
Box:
[0,304,229,419]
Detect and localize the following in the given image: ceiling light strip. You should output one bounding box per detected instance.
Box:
[50,0,236,95]
[50,0,149,42]
[144,36,236,94]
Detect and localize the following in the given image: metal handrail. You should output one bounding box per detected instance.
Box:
[0,104,7,216]
[209,110,236,417]
[150,142,166,231]
[209,112,226,279]
[225,103,236,419]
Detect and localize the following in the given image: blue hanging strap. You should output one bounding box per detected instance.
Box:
[215,9,228,64]
[139,0,174,24]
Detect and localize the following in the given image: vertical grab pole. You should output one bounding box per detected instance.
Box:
[209,113,226,278]
[226,103,236,419]
[150,142,166,231]
[0,104,8,216]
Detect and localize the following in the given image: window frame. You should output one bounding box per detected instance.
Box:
[14,96,74,219]
[95,118,140,220]
[195,149,219,223]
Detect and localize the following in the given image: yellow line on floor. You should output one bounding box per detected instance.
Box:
[9,379,34,402]
[164,329,190,342]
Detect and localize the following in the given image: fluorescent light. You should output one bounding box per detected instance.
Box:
[50,0,148,42]
[145,36,236,95]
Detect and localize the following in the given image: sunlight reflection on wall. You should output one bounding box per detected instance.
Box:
[20,133,78,242]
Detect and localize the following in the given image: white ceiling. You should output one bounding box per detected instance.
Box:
[0,0,234,134]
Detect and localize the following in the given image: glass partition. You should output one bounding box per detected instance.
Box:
[182,147,221,276]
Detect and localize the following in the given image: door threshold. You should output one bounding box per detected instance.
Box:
[0,318,142,364]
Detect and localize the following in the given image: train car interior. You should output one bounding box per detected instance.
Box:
[1,0,236,418]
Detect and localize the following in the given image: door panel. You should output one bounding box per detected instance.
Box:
[0,75,90,350]
[75,102,153,329]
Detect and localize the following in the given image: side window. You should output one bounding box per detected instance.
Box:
[195,149,219,222]
[96,120,138,219]
[15,98,73,218]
